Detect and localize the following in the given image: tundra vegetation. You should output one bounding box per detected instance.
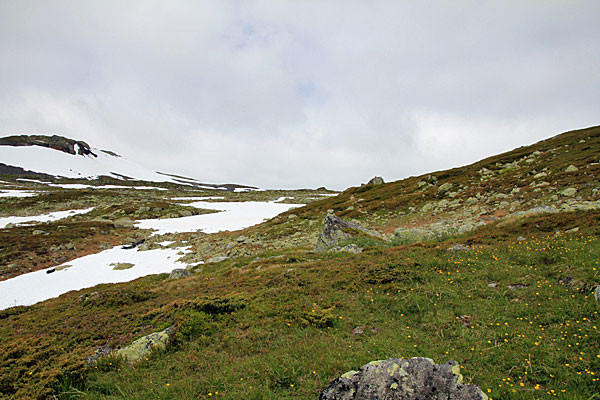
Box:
[0,125,599,399]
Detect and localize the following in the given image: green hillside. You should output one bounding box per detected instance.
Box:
[1,125,599,399]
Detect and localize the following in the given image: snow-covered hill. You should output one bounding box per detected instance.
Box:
[0,135,255,189]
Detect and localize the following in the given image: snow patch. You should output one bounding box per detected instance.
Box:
[136,200,302,235]
[0,208,94,228]
[0,190,38,198]
[0,245,191,309]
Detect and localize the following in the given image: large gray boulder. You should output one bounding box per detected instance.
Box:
[367,176,384,185]
[319,357,488,400]
[314,214,382,252]
[116,327,174,363]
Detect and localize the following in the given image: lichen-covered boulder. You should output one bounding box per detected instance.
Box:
[116,327,173,363]
[169,268,192,280]
[319,357,488,400]
[314,214,382,252]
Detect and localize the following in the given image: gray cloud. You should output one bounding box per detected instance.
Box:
[1,1,599,189]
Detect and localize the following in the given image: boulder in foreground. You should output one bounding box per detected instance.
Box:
[319,357,488,400]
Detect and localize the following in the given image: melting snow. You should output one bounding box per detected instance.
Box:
[0,246,191,309]
[0,208,94,228]
[135,200,302,235]
[0,190,38,198]
[0,145,192,184]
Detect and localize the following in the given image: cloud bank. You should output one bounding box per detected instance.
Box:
[1,1,599,189]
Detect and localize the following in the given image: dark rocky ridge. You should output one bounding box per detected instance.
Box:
[0,134,97,157]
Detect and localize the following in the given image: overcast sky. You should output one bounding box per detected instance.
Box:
[1,1,599,190]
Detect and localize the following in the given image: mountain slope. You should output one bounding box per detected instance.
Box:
[0,125,599,399]
[0,134,256,190]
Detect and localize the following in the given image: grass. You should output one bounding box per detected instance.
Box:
[1,212,599,399]
[1,124,599,399]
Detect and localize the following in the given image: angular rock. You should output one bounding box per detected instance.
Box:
[438,182,453,194]
[367,176,384,185]
[565,165,579,172]
[169,268,192,280]
[314,214,382,252]
[319,357,487,400]
[116,327,173,363]
[561,188,577,197]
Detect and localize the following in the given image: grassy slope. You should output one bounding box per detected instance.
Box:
[0,126,599,399]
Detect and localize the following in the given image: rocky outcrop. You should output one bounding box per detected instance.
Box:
[367,176,384,185]
[0,134,97,157]
[116,327,174,363]
[319,357,488,400]
[314,214,383,252]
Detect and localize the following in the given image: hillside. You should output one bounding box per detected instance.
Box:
[0,134,256,191]
[0,125,599,399]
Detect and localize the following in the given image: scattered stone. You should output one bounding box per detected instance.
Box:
[448,244,472,252]
[566,227,580,233]
[533,172,547,179]
[561,188,577,197]
[421,203,434,213]
[517,236,526,241]
[32,230,45,235]
[116,327,174,363]
[351,326,364,336]
[488,282,498,288]
[565,165,579,172]
[111,263,134,270]
[122,239,145,249]
[438,182,453,194]
[367,176,384,185]
[86,344,113,364]
[46,268,56,274]
[328,244,363,254]
[319,357,488,400]
[508,284,529,290]
[113,217,135,229]
[169,268,192,280]
[54,256,68,264]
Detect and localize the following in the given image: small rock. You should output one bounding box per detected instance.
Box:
[448,244,472,252]
[328,244,363,254]
[561,188,577,197]
[169,268,192,280]
[351,326,364,336]
[595,285,600,302]
[111,262,134,270]
[438,182,453,194]
[488,282,498,288]
[565,165,579,172]
[508,283,529,290]
[32,230,45,235]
